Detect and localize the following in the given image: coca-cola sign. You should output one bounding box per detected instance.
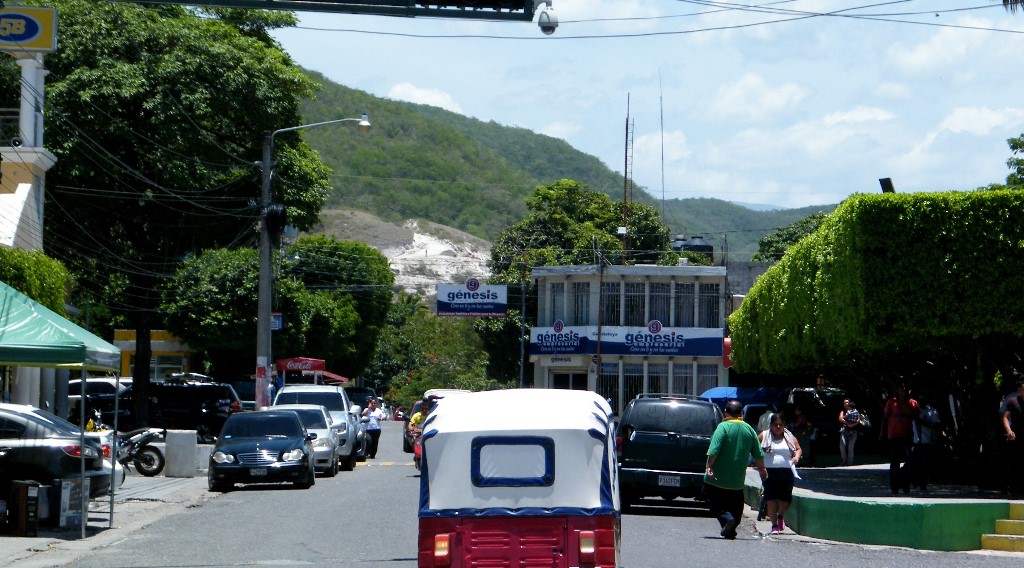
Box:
[276,357,325,372]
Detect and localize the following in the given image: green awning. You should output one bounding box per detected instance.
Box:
[0,280,120,372]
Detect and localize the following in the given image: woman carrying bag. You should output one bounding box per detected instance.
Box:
[760,413,802,534]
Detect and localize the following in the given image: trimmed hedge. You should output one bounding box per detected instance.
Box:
[728,191,1024,374]
[0,247,73,312]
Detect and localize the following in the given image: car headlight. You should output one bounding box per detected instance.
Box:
[211,451,235,464]
[312,438,332,448]
[281,448,306,462]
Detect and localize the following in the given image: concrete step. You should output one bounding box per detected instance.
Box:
[981,534,1024,553]
[1011,503,1024,520]
[995,519,1024,536]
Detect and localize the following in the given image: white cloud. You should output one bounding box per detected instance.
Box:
[939,107,1024,137]
[887,26,973,73]
[709,73,806,121]
[875,82,910,100]
[823,106,895,127]
[386,83,463,114]
[539,121,582,141]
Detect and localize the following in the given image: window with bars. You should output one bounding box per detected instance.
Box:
[601,282,621,326]
[572,282,590,326]
[697,364,720,394]
[698,283,720,328]
[672,363,694,395]
[550,282,565,324]
[648,363,668,394]
[674,282,695,327]
[597,363,620,411]
[649,283,671,325]
[624,282,646,327]
[623,362,644,404]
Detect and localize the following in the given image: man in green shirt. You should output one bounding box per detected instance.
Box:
[705,399,768,539]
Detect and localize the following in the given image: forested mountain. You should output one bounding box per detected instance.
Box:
[299,70,834,260]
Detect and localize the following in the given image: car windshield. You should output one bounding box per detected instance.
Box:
[221,414,303,439]
[628,403,719,435]
[275,392,343,411]
[292,409,328,429]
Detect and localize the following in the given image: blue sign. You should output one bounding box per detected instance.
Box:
[437,281,508,317]
[530,324,723,357]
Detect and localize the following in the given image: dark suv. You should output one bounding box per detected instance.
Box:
[148,379,242,442]
[616,394,723,510]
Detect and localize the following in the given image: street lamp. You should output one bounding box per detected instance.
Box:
[255,113,371,407]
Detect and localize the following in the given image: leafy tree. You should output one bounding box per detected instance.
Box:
[0,249,73,312]
[751,212,829,263]
[1003,1,1024,13]
[19,0,331,422]
[160,236,392,378]
[365,293,504,410]
[283,236,394,378]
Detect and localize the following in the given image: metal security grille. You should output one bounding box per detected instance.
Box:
[697,364,719,395]
[601,282,620,326]
[623,363,644,403]
[598,363,619,412]
[238,451,277,466]
[549,282,565,324]
[672,363,694,395]
[624,282,646,327]
[699,283,721,328]
[674,282,695,327]
[648,363,668,394]
[572,282,590,326]
[649,283,671,325]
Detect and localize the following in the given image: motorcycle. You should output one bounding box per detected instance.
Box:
[117,427,167,477]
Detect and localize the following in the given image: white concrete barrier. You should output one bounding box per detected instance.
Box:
[164,430,198,477]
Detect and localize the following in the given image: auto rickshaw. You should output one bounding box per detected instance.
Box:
[417,388,620,568]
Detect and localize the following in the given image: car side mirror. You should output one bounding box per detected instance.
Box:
[360,416,370,423]
[350,405,362,416]
[307,432,318,441]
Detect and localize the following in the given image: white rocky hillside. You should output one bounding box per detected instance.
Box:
[312,209,492,295]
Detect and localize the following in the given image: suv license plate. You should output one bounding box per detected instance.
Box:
[250,468,268,477]
[658,475,681,487]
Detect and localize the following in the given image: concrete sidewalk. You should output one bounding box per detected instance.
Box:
[744,463,1023,552]
[1,472,212,567]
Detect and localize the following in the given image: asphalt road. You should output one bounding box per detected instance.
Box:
[15,421,1024,568]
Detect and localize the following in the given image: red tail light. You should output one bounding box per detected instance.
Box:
[433,533,452,566]
[62,445,86,458]
[614,436,622,457]
[102,444,112,458]
[231,400,242,412]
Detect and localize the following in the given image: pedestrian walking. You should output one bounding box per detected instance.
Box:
[704,399,768,540]
[910,395,941,491]
[361,398,385,459]
[759,413,801,534]
[1001,372,1024,497]
[880,383,919,494]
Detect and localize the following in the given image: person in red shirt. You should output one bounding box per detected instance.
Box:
[880,383,920,494]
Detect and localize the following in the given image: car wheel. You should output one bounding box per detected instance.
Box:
[357,440,368,462]
[325,456,338,478]
[341,452,355,471]
[620,490,637,513]
[295,465,316,489]
[402,433,413,453]
[208,472,231,493]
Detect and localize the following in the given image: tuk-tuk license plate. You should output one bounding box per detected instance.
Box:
[658,475,681,487]
[250,468,268,477]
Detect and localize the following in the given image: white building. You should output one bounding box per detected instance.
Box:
[530,264,728,415]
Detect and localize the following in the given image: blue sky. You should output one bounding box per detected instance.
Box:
[272,1,1024,210]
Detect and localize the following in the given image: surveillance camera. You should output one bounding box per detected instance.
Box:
[10,137,22,148]
[538,8,557,35]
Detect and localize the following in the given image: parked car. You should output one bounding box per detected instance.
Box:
[207,409,317,492]
[273,385,359,471]
[270,404,340,477]
[1,404,126,488]
[68,377,134,428]
[616,393,723,511]
[0,404,111,500]
[148,379,242,442]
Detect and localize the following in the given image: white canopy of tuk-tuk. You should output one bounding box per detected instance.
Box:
[418,389,618,517]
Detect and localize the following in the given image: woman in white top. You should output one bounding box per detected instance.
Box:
[759,413,802,534]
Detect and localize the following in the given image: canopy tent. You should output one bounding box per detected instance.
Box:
[0,279,121,537]
[0,280,119,371]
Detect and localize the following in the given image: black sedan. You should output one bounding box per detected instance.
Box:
[207,410,317,492]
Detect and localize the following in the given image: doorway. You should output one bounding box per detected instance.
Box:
[551,372,588,390]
